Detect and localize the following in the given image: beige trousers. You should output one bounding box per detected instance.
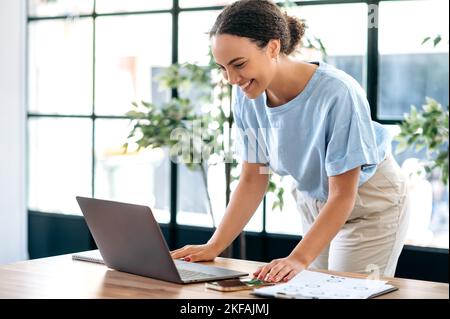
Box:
[292,156,410,277]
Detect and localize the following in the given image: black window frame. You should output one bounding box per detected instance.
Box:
[26,0,448,253]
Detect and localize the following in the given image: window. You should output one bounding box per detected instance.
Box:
[385,125,449,249]
[288,3,368,86]
[27,2,172,223]
[176,10,263,231]
[179,0,235,8]
[28,0,93,17]
[178,11,220,65]
[95,0,171,13]
[378,0,449,120]
[265,175,303,235]
[95,14,172,115]
[94,119,170,223]
[28,118,92,214]
[28,18,93,115]
[377,0,449,248]
[27,1,448,249]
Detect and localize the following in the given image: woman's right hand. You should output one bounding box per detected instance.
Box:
[170,243,221,262]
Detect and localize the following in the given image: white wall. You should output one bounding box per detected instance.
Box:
[0,0,28,264]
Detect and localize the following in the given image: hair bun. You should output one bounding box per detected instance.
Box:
[285,14,305,55]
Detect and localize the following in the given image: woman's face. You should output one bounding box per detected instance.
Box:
[211,34,278,99]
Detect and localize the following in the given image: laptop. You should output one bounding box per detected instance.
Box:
[75,196,248,284]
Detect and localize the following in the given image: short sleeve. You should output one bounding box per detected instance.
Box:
[232,88,269,164]
[325,85,380,177]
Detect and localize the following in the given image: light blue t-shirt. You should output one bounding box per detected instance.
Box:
[233,61,391,202]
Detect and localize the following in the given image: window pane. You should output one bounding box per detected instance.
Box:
[28,118,92,214]
[95,14,172,116]
[177,163,231,229]
[243,202,264,232]
[179,0,319,9]
[179,11,220,65]
[28,0,93,17]
[95,0,171,14]
[288,3,367,86]
[179,0,235,8]
[177,10,263,230]
[176,162,263,232]
[94,119,170,223]
[266,176,303,236]
[378,1,449,120]
[385,125,449,249]
[28,18,93,115]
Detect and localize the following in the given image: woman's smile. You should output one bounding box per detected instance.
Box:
[240,79,254,93]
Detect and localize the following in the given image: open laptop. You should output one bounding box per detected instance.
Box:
[75,196,248,284]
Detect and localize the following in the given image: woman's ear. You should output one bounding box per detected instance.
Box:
[267,39,281,59]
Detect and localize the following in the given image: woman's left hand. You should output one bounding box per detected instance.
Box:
[253,255,307,283]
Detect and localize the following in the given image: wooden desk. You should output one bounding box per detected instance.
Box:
[0,253,447,299]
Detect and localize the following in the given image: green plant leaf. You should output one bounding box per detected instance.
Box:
[433,34,442,47]
[421,36,431,45]
[397,97,449,185]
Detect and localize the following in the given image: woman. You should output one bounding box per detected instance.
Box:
[171,0,410,283]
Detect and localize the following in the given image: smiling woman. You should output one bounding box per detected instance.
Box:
[171,0,411,283]
[211,34,318,106]
[209,0,309,103]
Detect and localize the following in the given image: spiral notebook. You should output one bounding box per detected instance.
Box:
[253,270,398,299]
[72,250,104,264]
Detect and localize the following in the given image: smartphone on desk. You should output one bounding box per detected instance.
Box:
[205,278,275,292]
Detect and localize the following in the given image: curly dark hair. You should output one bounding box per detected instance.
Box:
[209,0,305,55]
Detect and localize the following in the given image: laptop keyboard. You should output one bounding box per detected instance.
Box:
[178,268,213,281]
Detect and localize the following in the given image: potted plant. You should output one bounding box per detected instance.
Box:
[395,35,449,185]
[395,97,449,185]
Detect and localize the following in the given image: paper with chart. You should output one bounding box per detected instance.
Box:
[253,270,395,299]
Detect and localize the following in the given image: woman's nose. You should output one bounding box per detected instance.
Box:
[225,70,240,85]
